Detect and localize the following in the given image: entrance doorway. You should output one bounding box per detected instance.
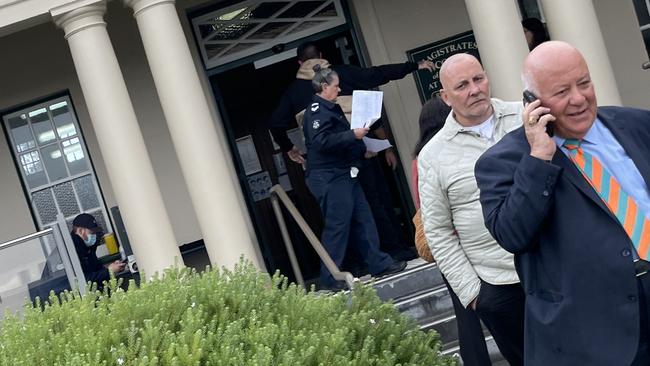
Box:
[209,31,415,284]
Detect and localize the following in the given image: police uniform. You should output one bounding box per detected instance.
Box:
[303,94,394,287]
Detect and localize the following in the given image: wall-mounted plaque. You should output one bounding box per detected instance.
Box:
[407,31,481,103]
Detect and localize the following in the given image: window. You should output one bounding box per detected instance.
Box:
[3,96,111,234]
[633,0,650,59]
[191,0,346,69]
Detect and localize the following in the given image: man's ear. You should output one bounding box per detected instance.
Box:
[439,89,452,107]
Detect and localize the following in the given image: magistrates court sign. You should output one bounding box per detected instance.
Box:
[407,31,481,103]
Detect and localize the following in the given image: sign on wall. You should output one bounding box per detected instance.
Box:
[407,31,481,104]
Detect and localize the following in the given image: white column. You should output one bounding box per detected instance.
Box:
[464,0,530,101]
[124,0,261,270]
[52,2,182,277]
[540,0,622,106]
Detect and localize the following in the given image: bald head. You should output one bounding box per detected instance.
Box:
[438,53,492,126]
[521,41,597,139]
[522,41,586,94]
[440,53,483,90]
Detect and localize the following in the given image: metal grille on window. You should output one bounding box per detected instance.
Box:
[192,0,346,69]
[2,96,112,236]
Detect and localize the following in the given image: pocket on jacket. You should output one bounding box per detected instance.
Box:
[531,289,564,303]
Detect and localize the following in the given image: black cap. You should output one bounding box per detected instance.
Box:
[72,213,101,232]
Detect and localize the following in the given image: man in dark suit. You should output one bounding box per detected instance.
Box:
[475,41,650,365]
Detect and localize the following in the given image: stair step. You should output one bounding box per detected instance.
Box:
[371,262,445,301]
[394,285,454,325]
[370,260,506,365]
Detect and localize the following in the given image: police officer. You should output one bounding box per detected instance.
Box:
[268,42,432,262]
[303,65,406,290]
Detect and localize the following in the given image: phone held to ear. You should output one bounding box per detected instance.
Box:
[523,90,554,137]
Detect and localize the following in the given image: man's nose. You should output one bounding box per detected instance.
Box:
[568,87,586,104]
[469,82,481,95]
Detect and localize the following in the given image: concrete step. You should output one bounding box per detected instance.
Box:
[369,261,506,365]
[371,261,445,302]
[393,285,454,326]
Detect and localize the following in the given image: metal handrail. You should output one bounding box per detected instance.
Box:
[0,219,88,297]
[0,228,54,251]
[269,185,356,290]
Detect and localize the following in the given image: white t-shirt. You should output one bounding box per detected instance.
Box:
[464,115,495,142]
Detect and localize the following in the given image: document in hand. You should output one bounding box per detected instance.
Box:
[350,90,383,129]
[363,137,392,153]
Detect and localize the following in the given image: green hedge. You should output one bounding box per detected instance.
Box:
[0,262,456,366]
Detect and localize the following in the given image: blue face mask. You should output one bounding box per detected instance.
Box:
[84,233,97,247]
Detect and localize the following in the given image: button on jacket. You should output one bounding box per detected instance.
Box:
[417,98,523,307]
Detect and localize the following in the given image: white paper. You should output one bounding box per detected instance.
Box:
[287,127,307,153]
[235,135,262,176]
[363,137,392,153]
[351,90,383,129]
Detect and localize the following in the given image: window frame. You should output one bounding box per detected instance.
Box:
[2,95,112,235]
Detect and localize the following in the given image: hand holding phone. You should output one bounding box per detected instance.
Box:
[523,90,554,137]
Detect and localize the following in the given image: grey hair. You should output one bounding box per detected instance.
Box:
[311,64,338,93]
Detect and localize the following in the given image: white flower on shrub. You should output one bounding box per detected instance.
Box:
[369,319,376,324]
[117,357,124,365]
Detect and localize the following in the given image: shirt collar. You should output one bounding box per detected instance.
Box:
[553,118,600,147]
[442,98,517,141]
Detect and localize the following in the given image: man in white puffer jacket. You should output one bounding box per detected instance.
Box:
[418,53,525,365]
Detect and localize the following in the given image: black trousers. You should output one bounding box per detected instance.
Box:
[357,157,407,253]
[632,273,650,365]
[474,280,526,366]
[306,168,393,287]
[442,275,491,366]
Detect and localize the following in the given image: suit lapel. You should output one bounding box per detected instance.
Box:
[599,112,650,189]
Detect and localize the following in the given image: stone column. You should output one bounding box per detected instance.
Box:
[52,1,182,277]
[464,0,530,100]
[540,0,622,105]
[124,0,261,270]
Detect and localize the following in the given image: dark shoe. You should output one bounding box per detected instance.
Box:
[376,260,407,277]
[389,247,418,261]
[319,281,348,292]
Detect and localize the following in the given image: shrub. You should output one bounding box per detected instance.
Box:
[0,261,456,365]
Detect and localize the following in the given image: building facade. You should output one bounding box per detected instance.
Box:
[0,0,649,286]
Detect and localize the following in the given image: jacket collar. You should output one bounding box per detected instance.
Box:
[442,98,521,141]
[313,94,338,110]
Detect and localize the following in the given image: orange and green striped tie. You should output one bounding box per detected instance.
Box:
[563,139,650,259]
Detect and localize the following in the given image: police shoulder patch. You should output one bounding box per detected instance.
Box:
[312,120,320,129]
[310,103,319,112]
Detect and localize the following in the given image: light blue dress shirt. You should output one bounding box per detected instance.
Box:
[554,118,650,220]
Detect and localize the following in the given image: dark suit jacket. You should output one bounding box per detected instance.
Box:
[474,106,650,365]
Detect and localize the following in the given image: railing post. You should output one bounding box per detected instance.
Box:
[56,214,87,295]
[51,225,81,296]
[269,185,355,289]
[270,194,305,288]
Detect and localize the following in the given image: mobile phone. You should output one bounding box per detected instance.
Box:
[523,90,554,137]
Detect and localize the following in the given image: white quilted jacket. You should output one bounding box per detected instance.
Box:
[417,98,523,307]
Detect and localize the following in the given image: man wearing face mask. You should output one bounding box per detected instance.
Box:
[71,213,125,289]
